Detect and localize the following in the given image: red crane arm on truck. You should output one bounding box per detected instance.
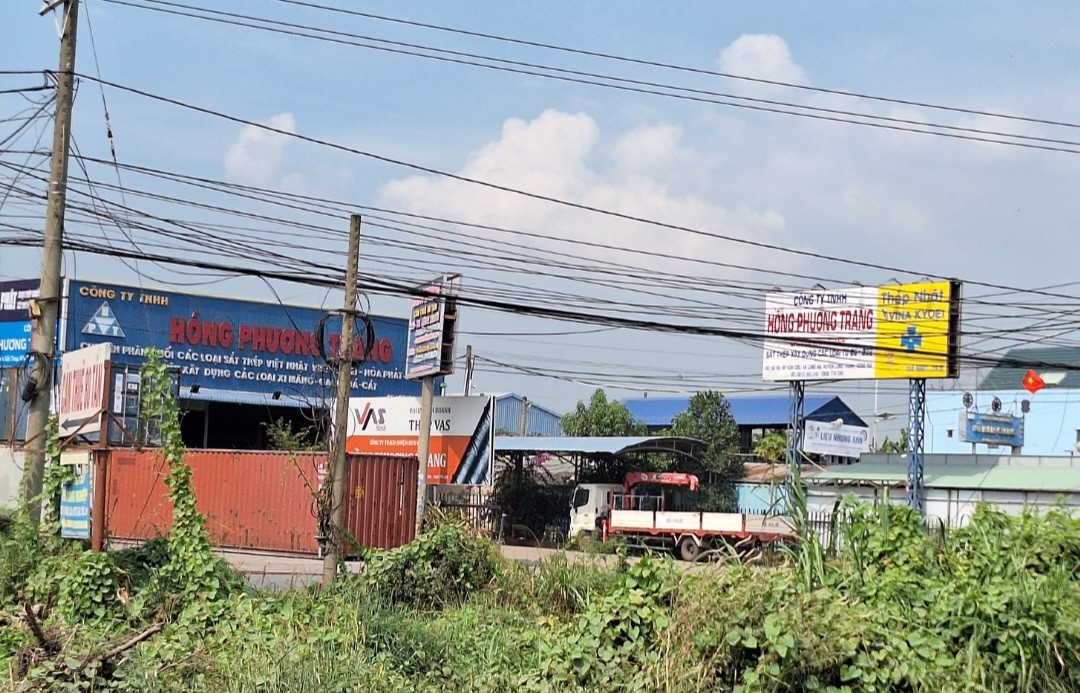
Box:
[623,471,699,492]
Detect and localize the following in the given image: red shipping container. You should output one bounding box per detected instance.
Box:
[104,449,416,554]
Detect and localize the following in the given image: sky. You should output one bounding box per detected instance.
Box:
[3,1,1080,440]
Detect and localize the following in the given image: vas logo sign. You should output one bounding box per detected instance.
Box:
[354,403,387,431]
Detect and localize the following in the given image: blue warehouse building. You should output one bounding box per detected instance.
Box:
[1,277,423,449]
[623,393,867,454]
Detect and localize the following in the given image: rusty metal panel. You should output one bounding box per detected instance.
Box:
[342,454,417,551]
[104,449,328,554]
[104,448,174,540]
[105,449,416,555]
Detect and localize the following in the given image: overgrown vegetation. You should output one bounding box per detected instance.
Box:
[5,493,1076,690]
[2,366,1077,690]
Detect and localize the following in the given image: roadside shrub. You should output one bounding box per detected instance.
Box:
[113,536,172,591]
[490,552,620,615]
[524,553,679,692]
[359,524,501,609]
[0,519,44,609]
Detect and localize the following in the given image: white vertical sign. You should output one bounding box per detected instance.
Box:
[58,343,111,437]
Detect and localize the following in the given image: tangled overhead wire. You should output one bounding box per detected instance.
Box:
[19,349,52,402]
[314,309,376,369]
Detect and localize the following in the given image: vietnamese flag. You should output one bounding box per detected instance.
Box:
[1022,369,1045,394]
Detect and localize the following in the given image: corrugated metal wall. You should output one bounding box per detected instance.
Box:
[495,394,563,437]
[735,482,789,514]
[343,455,418,549]
[104,449,416,554]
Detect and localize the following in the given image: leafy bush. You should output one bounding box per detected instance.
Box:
[112,537,172,591]
[524,553,679,692]
[359,524,501,610]
[491,551,621,616]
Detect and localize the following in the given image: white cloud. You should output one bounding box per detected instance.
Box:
[224,113,297,187]
[611,123,688,174]
[719,34,806,86]
[379,110,792,271]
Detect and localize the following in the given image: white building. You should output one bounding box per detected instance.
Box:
[805,452,1080,528]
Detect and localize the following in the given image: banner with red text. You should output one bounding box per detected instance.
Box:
[343,395,494,485]
[763,281,961,381]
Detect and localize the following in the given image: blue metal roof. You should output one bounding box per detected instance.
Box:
[624,394,867,428]
[495,435,705,456]
[179,386,312,409]
[494,394,564,436]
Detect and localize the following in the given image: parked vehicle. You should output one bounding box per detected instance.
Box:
[569,471,793,561]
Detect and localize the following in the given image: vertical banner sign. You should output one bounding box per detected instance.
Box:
[59,451,92,540]
[0,321,33,368]
[342,395,495,484]
[0,278,40,321]
[58,343,111,437]
[405,274,459,379]
[0,278,39,368]
[763,281,960,381]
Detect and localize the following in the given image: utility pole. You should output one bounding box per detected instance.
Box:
[414,375,434,537]
[23,0,80,523]
[462,344,473,396]
[322,214,361,586]
[518,396,529,435]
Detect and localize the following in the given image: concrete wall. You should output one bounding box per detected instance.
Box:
[805,482,1080,529]
[0,445,24,510]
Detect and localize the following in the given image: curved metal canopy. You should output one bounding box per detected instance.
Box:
[495,436,706,457]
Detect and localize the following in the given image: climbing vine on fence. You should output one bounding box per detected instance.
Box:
[139,348,229,609]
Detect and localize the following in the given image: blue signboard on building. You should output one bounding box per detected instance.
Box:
[0,279,39,368]
[0,278,39,322]
[957,411,1024,448]
[64,280,421,402]
[0,320,32,368]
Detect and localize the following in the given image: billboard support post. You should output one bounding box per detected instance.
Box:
[322,214,360,587]
[907,379,926,514]
[414,376,435,537]
[786,381,805,473]
[90,450,106,551]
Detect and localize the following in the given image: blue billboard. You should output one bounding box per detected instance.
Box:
[64,280,421,402]
[0,320,33,368]
[0,278,39,368]
[0,278,39,322]
[957,411,1024,448]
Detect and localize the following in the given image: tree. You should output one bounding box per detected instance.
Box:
[877,428,910,453]
[561,389,643,437]
[753,430,789,462]
[667,391,742,511]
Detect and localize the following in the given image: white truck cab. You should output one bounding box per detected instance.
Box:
[568,483,622,540]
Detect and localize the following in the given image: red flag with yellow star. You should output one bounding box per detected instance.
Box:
[1022,369,1045,394]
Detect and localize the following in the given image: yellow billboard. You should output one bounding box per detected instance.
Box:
[763,280,961,381]
[874,281,957,379]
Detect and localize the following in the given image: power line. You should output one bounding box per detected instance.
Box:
[100,0,1080,154]
[69,74,1080,307]
[267,0,1080,132]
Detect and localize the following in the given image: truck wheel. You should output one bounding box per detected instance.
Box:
[678,536,700,562]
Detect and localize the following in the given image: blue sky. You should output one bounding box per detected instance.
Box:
[4,1,1080,435]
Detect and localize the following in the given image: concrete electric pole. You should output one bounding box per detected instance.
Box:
[23,0,80,522]
[322,214,361,586]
